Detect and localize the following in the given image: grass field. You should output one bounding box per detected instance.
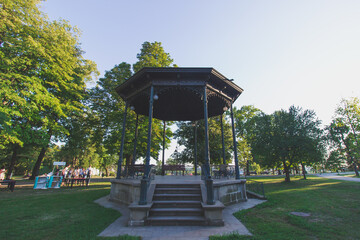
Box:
[211,176,360,240]
[1,176,359,240]
[0,182,139,240]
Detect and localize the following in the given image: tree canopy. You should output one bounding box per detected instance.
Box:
[87,41,175,175]
[250,106,325,182]
[0,0,98,178]
[328,97,360,176]
[172,117,232,166]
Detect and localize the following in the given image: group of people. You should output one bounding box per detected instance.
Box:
[58,166,92,179]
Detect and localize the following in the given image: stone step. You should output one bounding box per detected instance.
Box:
[146,216,207,226]
[149,207,204,216]
[156,184,200,189]
[152,200,202,208]
[153,193,201,201]
[155,188,201,194]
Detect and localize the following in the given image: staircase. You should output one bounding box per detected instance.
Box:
[147,183,206,226]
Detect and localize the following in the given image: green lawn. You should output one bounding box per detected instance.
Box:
[211,176,360,240]
[2,176,359,240]
[0,182,139,240]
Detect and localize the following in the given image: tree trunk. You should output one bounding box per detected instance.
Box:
[353,162,359,177]
[29,146,48,180]
[6,145,19,179]
[283,160,290,182]
[246,160,250,176]
[301,163,307,180]
[30,129,53,180]
[339,131,359,177]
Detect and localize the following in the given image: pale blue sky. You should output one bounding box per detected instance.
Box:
[41,0,360,126]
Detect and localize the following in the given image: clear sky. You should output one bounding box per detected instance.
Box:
[40,0,360,126]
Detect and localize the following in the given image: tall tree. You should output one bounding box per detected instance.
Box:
[328,98,360,176]
[233,105,262,175]
[328,122,359,176]
[133,41,176,72]
[251,106,325,182]
[90,41,175,174]
[0,0,98,179]
[173,117,232,166]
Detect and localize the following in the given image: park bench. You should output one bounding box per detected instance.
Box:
[212,165,236,179]
[0,180,16,192]
[122,164,156,179]
[162,165,185,175]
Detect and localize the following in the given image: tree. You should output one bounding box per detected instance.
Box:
[328,122,359,176]
[0,0,98,179]
[133,41,177,72]
[251,106,325,182]
[328,98,360,176]
[325,151,346,172]
[233,105,262,175]
[172,117,233,166]
[89,42,175,174]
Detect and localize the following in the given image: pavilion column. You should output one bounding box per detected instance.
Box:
[194,121,198,176]
[161,120,166,176]
[203,86,211,171]
[230,104,240,179]
[203,85,215,205]
[131,114,139,166]
[220,114,226,165]
[116,102,129,179]
[144,85,154,178]
[139,85,154,205]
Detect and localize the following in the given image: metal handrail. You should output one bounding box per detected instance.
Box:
[201,164,215,205]
[246,179,266,199]
[138,165,155,205]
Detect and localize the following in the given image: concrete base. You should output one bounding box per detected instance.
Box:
[110,176,247,206]
[109,179,141,205]
[213,179,247,205]
[128,203,153,226]
[109,176,248,228]
[202,201,225,226]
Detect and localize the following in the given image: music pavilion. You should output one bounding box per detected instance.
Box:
[110,67,248,226]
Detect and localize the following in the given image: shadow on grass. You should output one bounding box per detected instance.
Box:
[223,176,360,240]
[0,181,141,240]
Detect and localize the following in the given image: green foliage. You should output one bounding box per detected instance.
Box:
[133,41,176,72]
[173,116,232,165]
[232,105,263,172]
[88,42,175,173]
[0,0,98,177]
[250,106,325,181]
[328,97,360,175]
[325,151,346,171]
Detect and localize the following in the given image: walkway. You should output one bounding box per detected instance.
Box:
[315,172,360,182]
[95,196,265,240]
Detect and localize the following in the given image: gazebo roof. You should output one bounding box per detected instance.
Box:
[115,67,244,121]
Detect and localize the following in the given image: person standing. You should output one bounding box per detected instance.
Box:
[0,166,6,180]
[86,166,92,178]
